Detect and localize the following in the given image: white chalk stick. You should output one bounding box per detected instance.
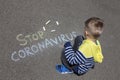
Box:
[56,21,59,26]
[51,29,56,32]
[43,26,46,31]
[45,20,51,25]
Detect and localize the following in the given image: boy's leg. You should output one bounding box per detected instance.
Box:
[55,48,73,74]
[61,35,84,70]
[61,48,73,70]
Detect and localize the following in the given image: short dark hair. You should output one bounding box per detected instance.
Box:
[85,17,104,28]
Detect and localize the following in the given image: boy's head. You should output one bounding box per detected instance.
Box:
[84,17,104,39]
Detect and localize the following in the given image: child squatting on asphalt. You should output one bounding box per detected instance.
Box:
[56,17,104,76]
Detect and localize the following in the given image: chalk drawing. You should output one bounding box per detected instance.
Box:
[43,26,46,31]
[11,31,78,62]
[16,34,28,46]
[51,29,56,32]
[16,20,60,46]
[16,31,44,46]
[13,19,79,62]
[56,21,59,26]
[45,20,51,25]
[44,20,59,33]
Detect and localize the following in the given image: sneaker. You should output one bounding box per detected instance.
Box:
[56,64,73,74]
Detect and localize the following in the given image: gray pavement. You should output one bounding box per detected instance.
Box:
[0,0,120,80]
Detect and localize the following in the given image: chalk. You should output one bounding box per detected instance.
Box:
[18,50,26,58]
[50,37,58,45]
[32,33,39,41]
[11,31,78,62]
[16,31,44,46]
[24,47,34,56]
[11,51,20,62]
[51,30,56,32]
[31,45,39,54]
[45,38,54,48]
[45,20,51,25]
[37,42,45,51]
[60,34,69,42]
[65,33,74,41]
[43,26,46,31]
[56,21,59,26]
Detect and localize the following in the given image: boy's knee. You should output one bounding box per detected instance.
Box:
[73,35,84,50]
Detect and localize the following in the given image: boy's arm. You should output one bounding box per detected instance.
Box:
[64,42,94,75]
[64,42,86,65]
[93,41,104,63]
[93,53,104,63]
[71,64,88,75]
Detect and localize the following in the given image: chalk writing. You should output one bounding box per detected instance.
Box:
[16,31,44,46]
[11,31,77,62]
[16,20,59,46]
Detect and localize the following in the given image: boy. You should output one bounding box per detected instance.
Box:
[56,17,104,75]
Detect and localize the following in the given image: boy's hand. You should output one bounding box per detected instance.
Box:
[58,42,71,48]
[64,42,71,47]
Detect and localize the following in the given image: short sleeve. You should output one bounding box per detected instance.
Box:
[92,40,104,63]
[78,43,93,58]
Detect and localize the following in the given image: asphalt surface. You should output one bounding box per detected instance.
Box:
[0,0,120,80]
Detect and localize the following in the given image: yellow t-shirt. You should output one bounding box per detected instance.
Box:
[78,39,104,63]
